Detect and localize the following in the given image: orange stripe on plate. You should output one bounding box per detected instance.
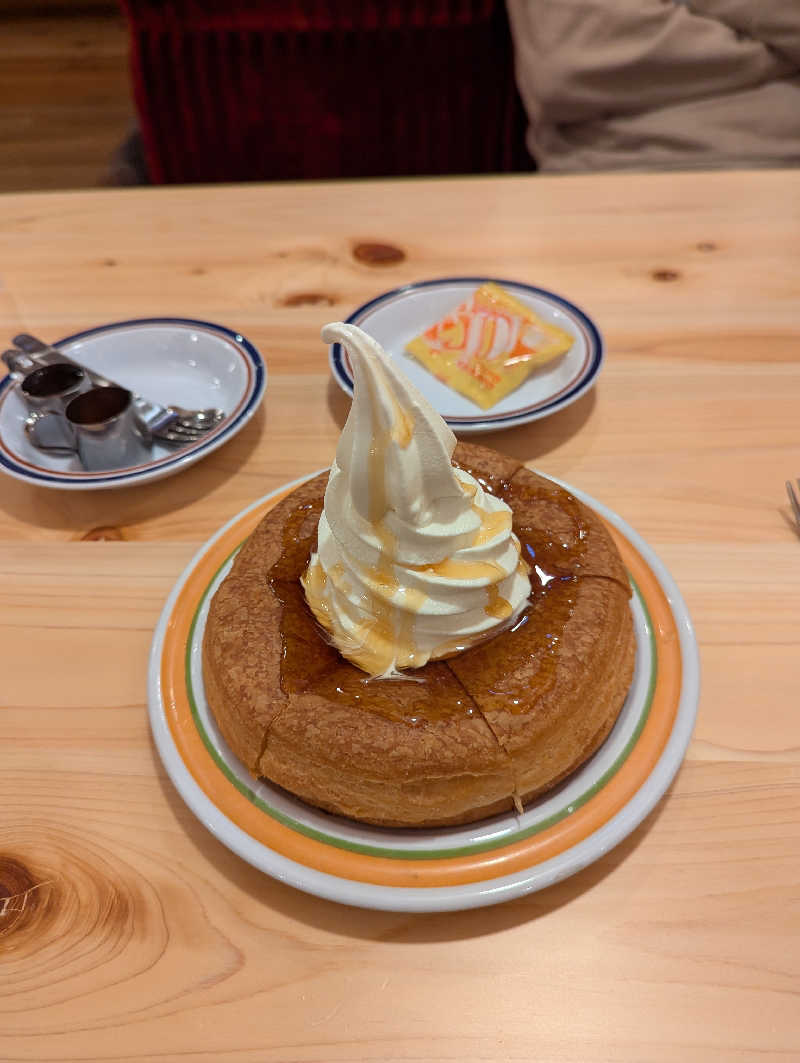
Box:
[161,489,682,888]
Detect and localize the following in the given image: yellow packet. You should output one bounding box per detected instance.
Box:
[405,282,573,410]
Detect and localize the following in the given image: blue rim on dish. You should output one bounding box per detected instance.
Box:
[329,277,604,430]
[0,317,266,488]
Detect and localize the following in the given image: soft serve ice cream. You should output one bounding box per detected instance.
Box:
[301,323,531,677]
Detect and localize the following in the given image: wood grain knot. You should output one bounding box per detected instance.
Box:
[103,258,117,267]
[651,268,681,282]
[280,292,336,307]
[80,526,126,541]
[0,855,53,941]
[696,241,717,252]
[0,844,138,963]
[190,266,206,275]
[352,242,406,266]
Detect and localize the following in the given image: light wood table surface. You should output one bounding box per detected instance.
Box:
[1,170,798,1063]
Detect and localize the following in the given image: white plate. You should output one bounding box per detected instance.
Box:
[329,278,603,433]
[148,473,699,913]
[0,318,266,489]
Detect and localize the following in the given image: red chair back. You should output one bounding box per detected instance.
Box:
[120,0,532,182]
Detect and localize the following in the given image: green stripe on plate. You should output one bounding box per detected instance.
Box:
[184,546,657,861]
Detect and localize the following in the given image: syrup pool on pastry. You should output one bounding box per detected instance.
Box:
[301,323,531,677]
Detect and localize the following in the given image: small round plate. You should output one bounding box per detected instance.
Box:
[329,278,603,433]
[0,318,267,490]
[149,473,699,913]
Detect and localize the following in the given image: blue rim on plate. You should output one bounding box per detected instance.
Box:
[329,278,604,431]
[0,317,266,489]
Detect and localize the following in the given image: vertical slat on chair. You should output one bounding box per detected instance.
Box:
[189,24,219,182]
[243,24,265,182]
[170,26,203,182]
[134,29,166,183]
[227,28,246,181]
[118,0,163,183]
[154,25,184,183]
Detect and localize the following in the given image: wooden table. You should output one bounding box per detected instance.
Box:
[1,171,798,1062]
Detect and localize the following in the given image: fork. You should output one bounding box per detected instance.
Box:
[4,334,225,445]
[786,479,800,533]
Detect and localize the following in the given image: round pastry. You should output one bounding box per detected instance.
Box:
[202,436,635,828]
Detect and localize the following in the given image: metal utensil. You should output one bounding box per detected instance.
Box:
[786,479,800,533]
[7,334,225,446]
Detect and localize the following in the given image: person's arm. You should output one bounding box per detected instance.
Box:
[691,0,800,65]
[506,0,793,126]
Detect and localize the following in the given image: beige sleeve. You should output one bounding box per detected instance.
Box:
[690,0,800,64]
[506,0,793,126]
